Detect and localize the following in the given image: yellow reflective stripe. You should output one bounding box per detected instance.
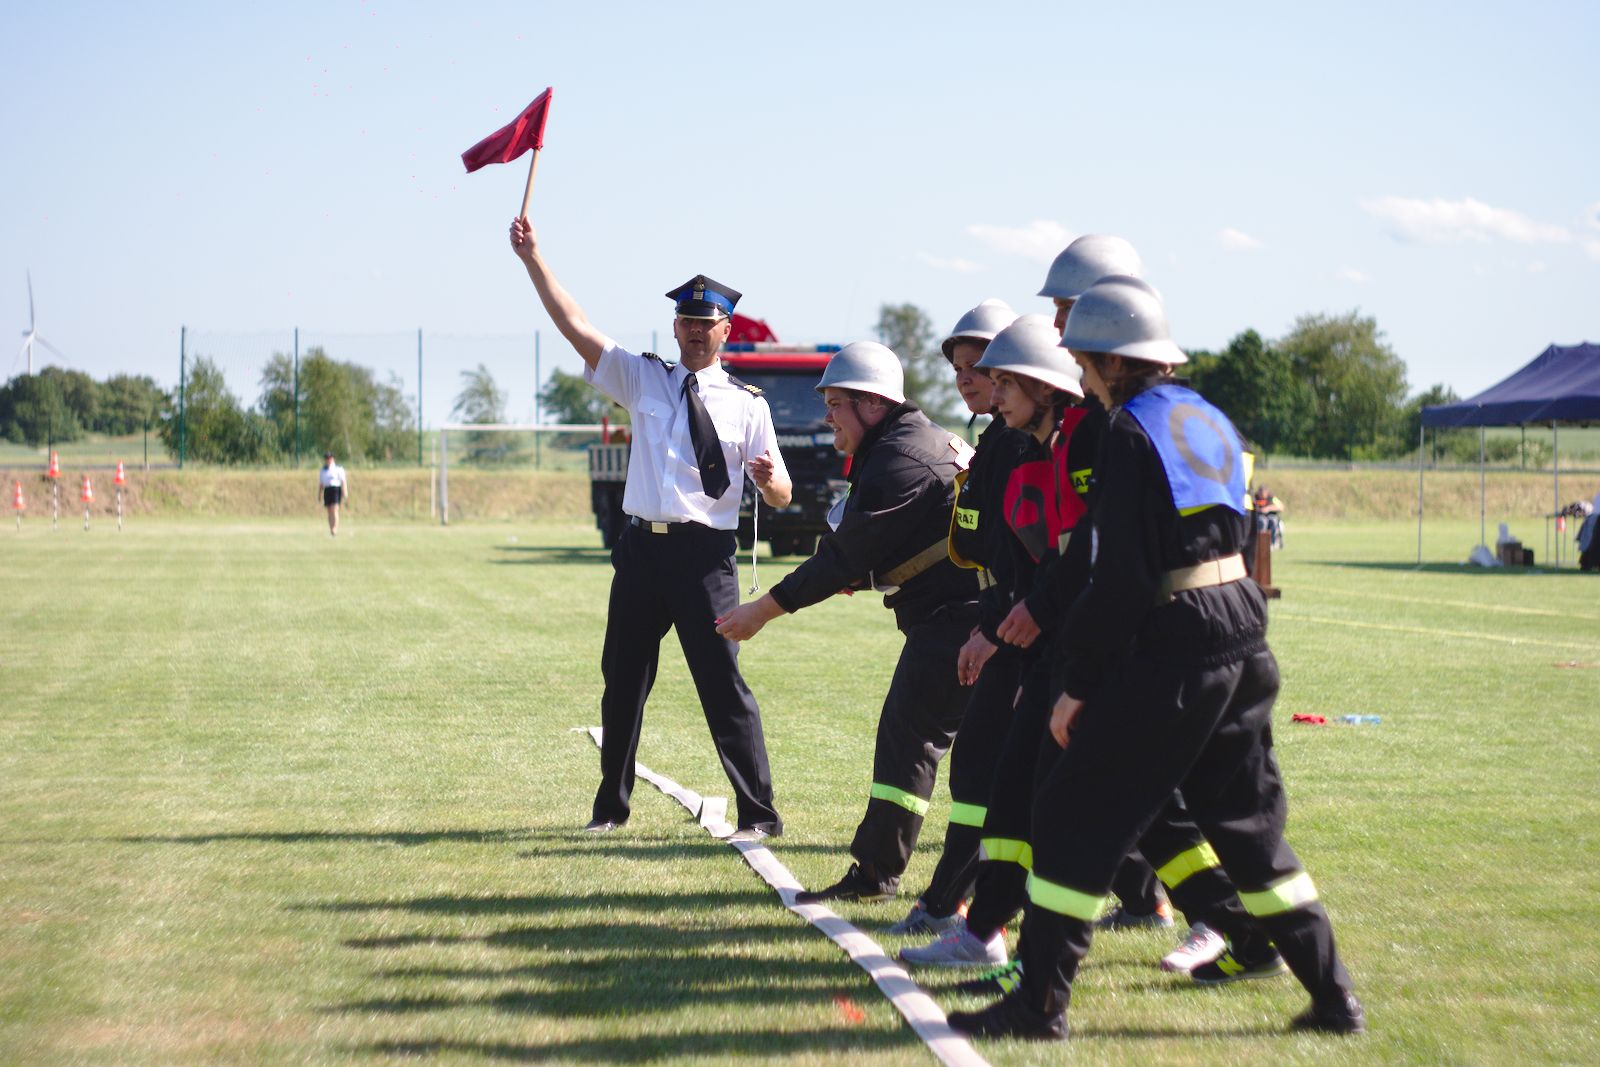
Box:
[869,782,930,816]
[1178,502,1220,517]
[1239,871,1319,916]
[1155,842,1221,889]
[1243,451,1257,510]
[948,801,987,828]
[1026,872,1112,922]
[980,837,1033,870]
[955,507,979,530]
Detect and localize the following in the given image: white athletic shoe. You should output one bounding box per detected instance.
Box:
[1160,923,1227,973]
[886,898,964,937]
[897,918,1007,968]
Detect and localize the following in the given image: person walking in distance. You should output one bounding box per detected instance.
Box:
[319,452,348,536]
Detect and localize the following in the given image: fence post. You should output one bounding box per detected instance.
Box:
[439,428,449,526]
[417,328,424,468]
[534,330,542,471]
[178,326,187,469]
[293,327,300,468]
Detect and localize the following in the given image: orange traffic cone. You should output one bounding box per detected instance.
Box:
[12,482,23,510]
[46,451,61,479]
[114,461,126,486]
[81,474,94,504]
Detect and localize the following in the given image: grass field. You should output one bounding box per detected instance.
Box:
[3,517,1598,1065]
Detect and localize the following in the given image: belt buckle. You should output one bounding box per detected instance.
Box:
[650,521,669,534]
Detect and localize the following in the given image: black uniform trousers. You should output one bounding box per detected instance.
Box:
[1017,648,1352,1017]
[850,604,978,880]
[966,662,1255,946]
[592,521,781,833]
[919,648,1028,916]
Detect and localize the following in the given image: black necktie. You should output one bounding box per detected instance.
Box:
[682,372,731,499]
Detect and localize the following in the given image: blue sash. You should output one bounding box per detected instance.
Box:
[1123,385,1246,516]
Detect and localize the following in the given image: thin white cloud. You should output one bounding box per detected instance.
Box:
[920,253,984,274]
[965,220,1074,263]
[1336,267,1370,283]
[1527,261,1548,274]
[1219,227,1263,251]
[1584,238,1600,262]
[1363,195,1570,245]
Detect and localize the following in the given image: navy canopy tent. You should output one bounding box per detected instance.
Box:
[1416,342,1600,564]
[1421,343,1600,428]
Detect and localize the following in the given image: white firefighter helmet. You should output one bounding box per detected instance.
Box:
[1038,234,1144,300]
[940,298,1018,361]
[975,314,1084,397]
[1059,275,1187,365]
[815,341,906,405]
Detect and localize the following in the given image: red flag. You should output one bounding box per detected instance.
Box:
[461,89,553,173]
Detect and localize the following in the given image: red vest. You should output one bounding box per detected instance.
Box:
[1002,408,1089,562]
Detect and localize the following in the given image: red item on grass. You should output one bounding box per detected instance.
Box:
[461,89,553,172]
[1291,714,1327,725]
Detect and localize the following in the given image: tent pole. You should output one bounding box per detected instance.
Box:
[1553,421,1560,567]
[1416,422,1424,566]
[1479,426,1486,549]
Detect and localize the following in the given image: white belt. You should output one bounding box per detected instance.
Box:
[1159,553,1247,603]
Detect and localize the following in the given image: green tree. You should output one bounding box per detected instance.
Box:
[0,372,82,445]
[539,368,625,448]
[452,363,517,464]
[300,349,368,461]
[1194,330,1314,458]
[158,355,274,464]
[94,374,168,435]
[1277,311,1409,460]
[875,303,958,419]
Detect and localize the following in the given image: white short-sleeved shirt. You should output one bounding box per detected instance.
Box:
[319,463,346,488]
[585,340,788,530]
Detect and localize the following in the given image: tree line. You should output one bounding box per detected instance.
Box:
[0,367,168,444]
[877,304,1485,464]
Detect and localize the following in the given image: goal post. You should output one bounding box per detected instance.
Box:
[437,422,609,525]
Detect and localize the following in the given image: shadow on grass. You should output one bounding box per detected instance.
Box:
[296,888,774,917]
[350,1027,912,1061]
[1305,559,1576,575]
[490,544,611,566]
[110,827,560,847]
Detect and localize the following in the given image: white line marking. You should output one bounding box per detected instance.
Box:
[1273,611,1600,651]
[583,726,988,1067]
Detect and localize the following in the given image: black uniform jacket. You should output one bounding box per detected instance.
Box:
[962,418,1032,644]
[770,402,979,630]
[1054,384,1267,701]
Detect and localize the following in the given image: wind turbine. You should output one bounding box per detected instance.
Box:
[16,271,66,378]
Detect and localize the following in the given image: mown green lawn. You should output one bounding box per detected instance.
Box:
[2,518,1596,1065]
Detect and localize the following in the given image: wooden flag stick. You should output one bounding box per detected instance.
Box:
[520,147,542,220]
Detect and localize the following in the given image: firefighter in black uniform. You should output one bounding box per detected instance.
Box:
[716,341,981,902]
[509,216,791,842]
[887,298,1031,937]
[949,276,1364,1040]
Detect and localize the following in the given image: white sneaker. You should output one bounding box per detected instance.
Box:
[886,898,964,936]
[897,918,1007,968]
[1160,923,1227,973]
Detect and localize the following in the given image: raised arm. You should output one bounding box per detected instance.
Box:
[509,217,608,370]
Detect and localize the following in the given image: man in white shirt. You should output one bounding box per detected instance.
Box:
[510,215,792,841]
[318,452,348,536]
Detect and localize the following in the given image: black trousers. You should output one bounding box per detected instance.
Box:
[849,605,977,880]
[1019,648,1352,1016]
[592,521,781,833]
[920,648,1028,915]
[967,662,1251,943]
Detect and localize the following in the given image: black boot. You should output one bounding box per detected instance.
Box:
[794,862,899,905]
[947,989,1068,1041]
[1290,992,1366,1034]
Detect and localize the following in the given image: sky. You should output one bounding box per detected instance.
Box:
[2,0,1596,427]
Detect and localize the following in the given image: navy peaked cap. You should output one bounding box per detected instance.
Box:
[667,274,741,319]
